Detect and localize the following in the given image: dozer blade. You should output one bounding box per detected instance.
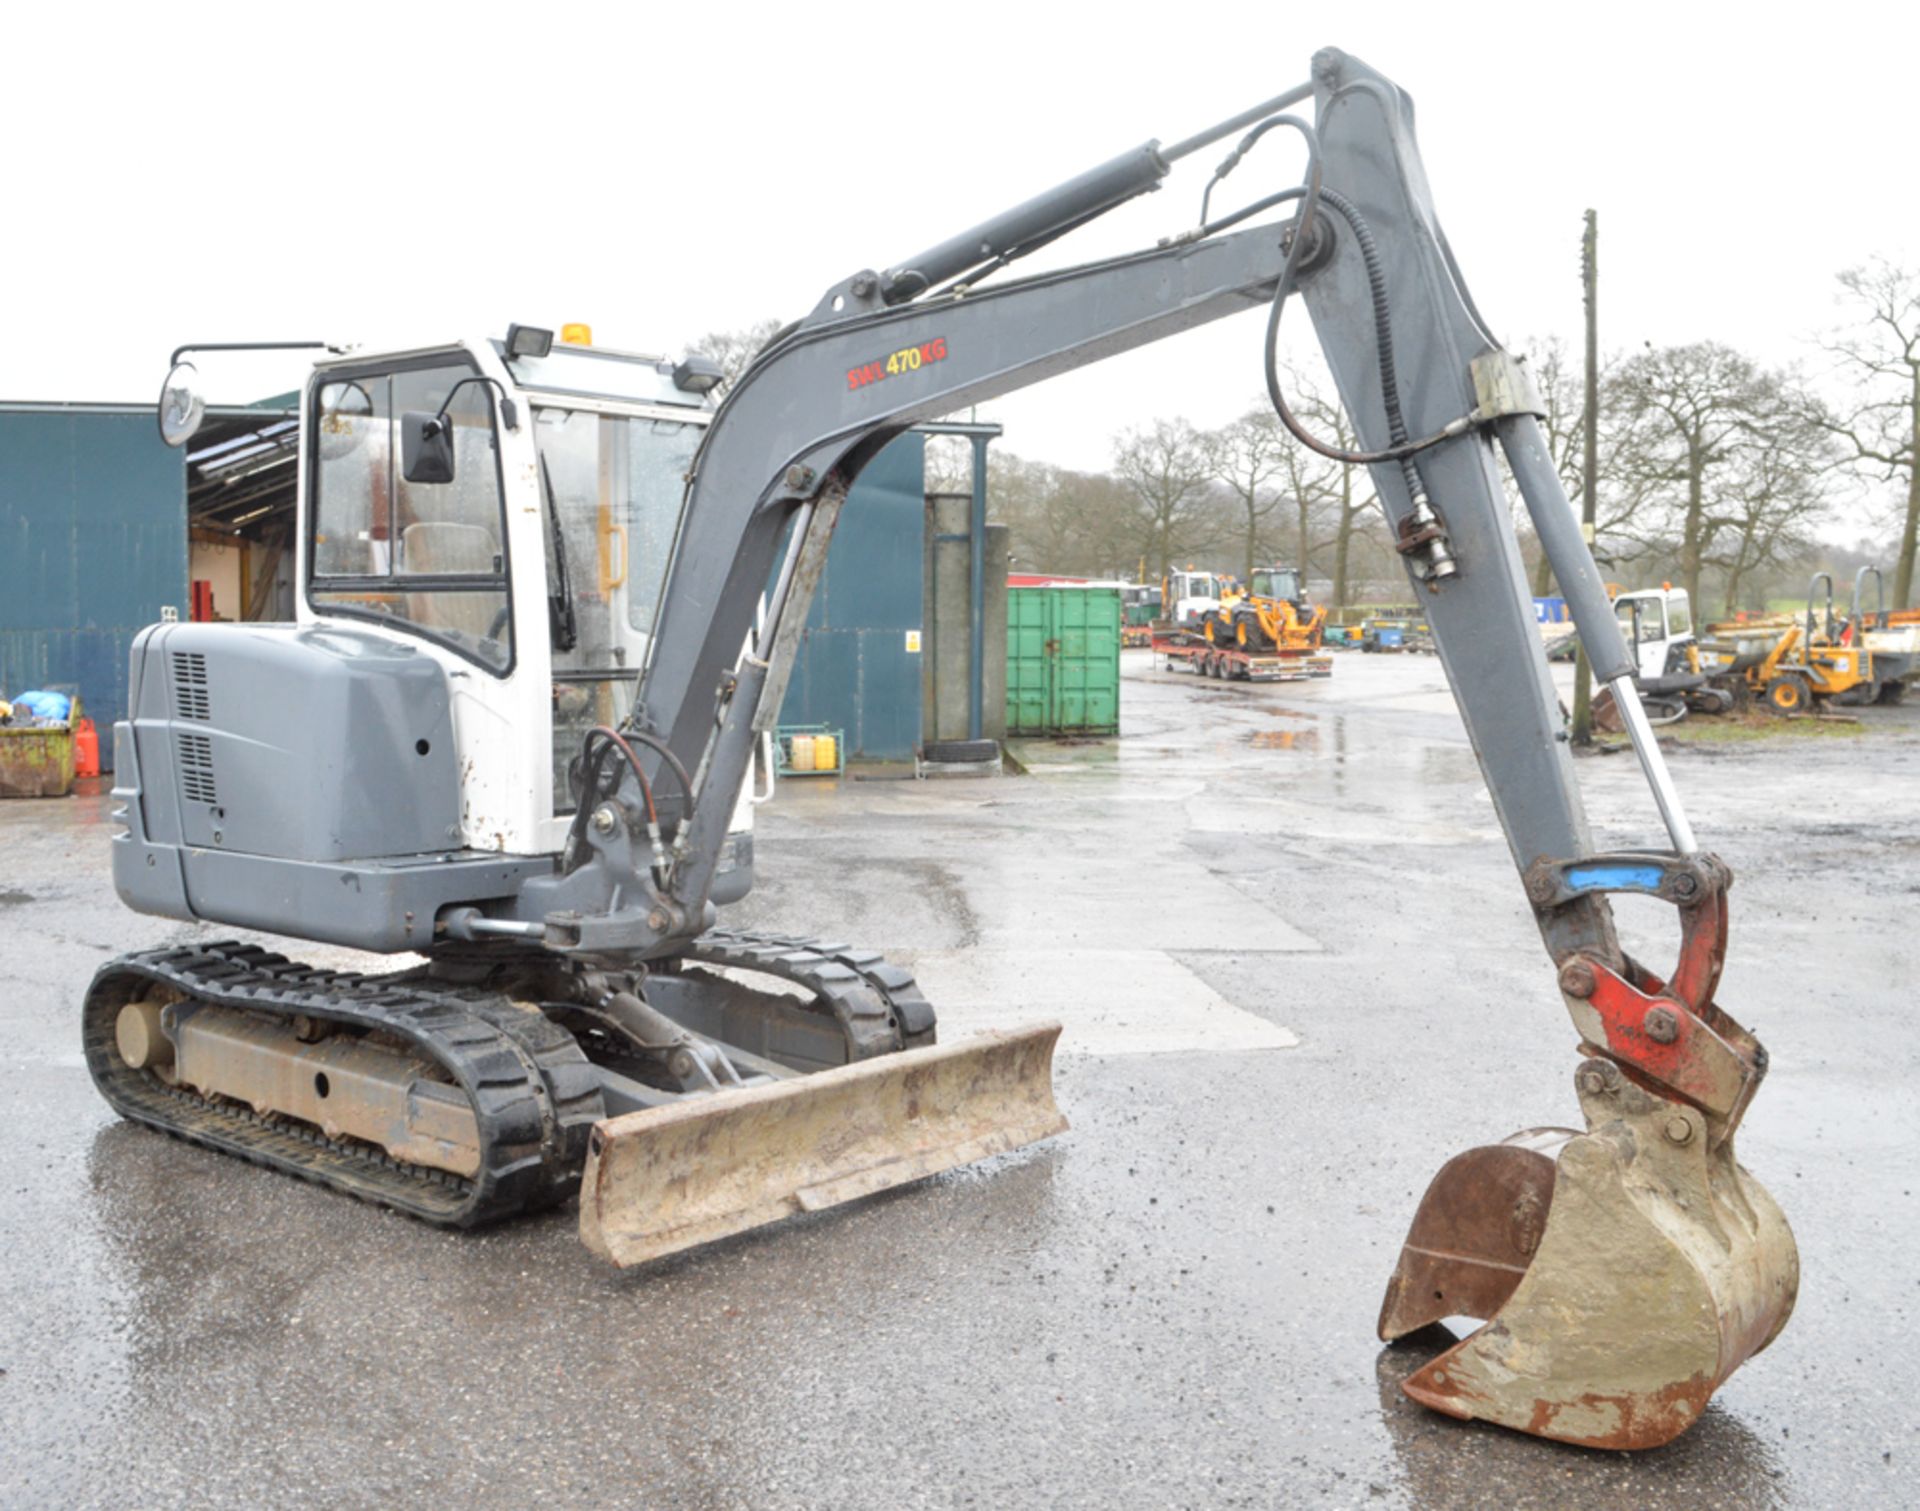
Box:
[1379,1082,1797,1450]
[579,1022,1066,1267]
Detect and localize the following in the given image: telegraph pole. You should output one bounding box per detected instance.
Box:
[1570,209,1599,746]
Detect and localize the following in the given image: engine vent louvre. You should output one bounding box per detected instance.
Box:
[177,732,217,805]
[173,652,210,721]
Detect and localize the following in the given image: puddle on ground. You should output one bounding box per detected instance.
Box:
[1248,729,1320,752]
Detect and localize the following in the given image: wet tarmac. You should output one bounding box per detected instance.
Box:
[2,652,1914,1508]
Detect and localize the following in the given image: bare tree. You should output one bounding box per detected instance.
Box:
[922,434,975,495]
[1268,371,1382,606]
[1615,343,1786,607]
[1112,418,1215,582]
[1703,417,1832,614]
[1808,259,1920,607]
[690,316,787,394]
[1511,337,1665,592]
[1205,409,1289,582]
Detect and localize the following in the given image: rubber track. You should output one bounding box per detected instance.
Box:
[83,942,602,1228]
[679,929,937,1054]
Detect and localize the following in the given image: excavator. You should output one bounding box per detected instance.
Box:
[1203,563,1327,652]
[99,48,1793,1451]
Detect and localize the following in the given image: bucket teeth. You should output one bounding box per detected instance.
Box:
[1380,1095,1797,1449]
[579,1022,1065,1267]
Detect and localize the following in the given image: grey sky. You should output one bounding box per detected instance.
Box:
[8,1,1913,513]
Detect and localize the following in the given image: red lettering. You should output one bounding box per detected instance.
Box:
[848,347,943,393]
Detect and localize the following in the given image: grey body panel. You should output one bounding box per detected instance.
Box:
[111,620,752,952]
[123,621,459,860]
[116,839,552,953]
[114,621,545,951]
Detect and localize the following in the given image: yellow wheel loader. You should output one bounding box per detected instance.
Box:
[96,48,1793,1451]
[1202,564,1326,653]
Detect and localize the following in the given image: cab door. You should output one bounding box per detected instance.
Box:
[1614,594,1669,680]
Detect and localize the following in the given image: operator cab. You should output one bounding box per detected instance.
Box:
[1613,586,1692,681]
[115,326,759,954]
[1249,566,1302,603]
[303,330,727,842]
[1165,569,1224,626]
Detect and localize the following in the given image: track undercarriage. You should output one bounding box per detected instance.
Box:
[85,935,1063,1255]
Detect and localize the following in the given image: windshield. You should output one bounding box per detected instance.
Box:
[1251,568,1301,601]
[533,404,704,811]
[533,408,702,641]
[307,361,512,673]
[1616,596,1665,643]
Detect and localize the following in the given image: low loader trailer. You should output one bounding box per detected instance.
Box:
[1153,627,1333,682]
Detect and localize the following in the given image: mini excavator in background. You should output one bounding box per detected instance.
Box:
[96,47,1795,1450]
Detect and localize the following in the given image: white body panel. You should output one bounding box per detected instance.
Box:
[1612,588,1693,681]
[292,336,755,860]
[1167,570,1223,627]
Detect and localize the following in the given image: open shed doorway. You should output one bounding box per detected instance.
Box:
[186,400,299,622]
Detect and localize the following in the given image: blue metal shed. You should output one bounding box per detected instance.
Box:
[1,405,927,770]
[776,433,925,759]
[1,406,186,767]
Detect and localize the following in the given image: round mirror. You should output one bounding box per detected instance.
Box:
[157,361,205,447]
[316,379,374,461]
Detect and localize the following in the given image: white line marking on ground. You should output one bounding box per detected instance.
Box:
[907,948,1299,1055]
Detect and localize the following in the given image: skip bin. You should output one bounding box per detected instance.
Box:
[1006,588,1120,736]
[0,685,81,798]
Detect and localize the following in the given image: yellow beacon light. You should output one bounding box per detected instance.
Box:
[561,323,593,347]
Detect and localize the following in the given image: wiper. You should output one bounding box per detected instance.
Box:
[539,453,580,653]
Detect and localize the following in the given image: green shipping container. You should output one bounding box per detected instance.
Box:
[1006,587,1121,736]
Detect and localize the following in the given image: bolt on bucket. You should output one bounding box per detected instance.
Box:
[579,1022,1066,1267]
[1377,1068,1798,1450]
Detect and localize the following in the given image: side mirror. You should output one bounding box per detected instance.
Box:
[401,411,456,484]
[157,361,205,447]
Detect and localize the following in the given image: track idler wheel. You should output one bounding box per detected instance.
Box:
[1378,1066,1798,1449]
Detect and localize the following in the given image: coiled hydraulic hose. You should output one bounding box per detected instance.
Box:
[1202,113,1474,483]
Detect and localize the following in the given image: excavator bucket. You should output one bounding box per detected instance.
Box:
[579,1022,1066,1267]
[1378,1080,1798,1449]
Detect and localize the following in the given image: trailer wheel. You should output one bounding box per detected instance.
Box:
[1876,680,1908,706]
[1764,675,1809,715]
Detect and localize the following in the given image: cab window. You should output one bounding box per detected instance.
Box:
[307,362,513,673]
[533,405,703,813]
[1616,597,1665,644]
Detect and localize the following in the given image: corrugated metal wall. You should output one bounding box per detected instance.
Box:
[1,409,186,767]
[1006,586,1121,735]
[0,409,923,768]
[777,434,924,759]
